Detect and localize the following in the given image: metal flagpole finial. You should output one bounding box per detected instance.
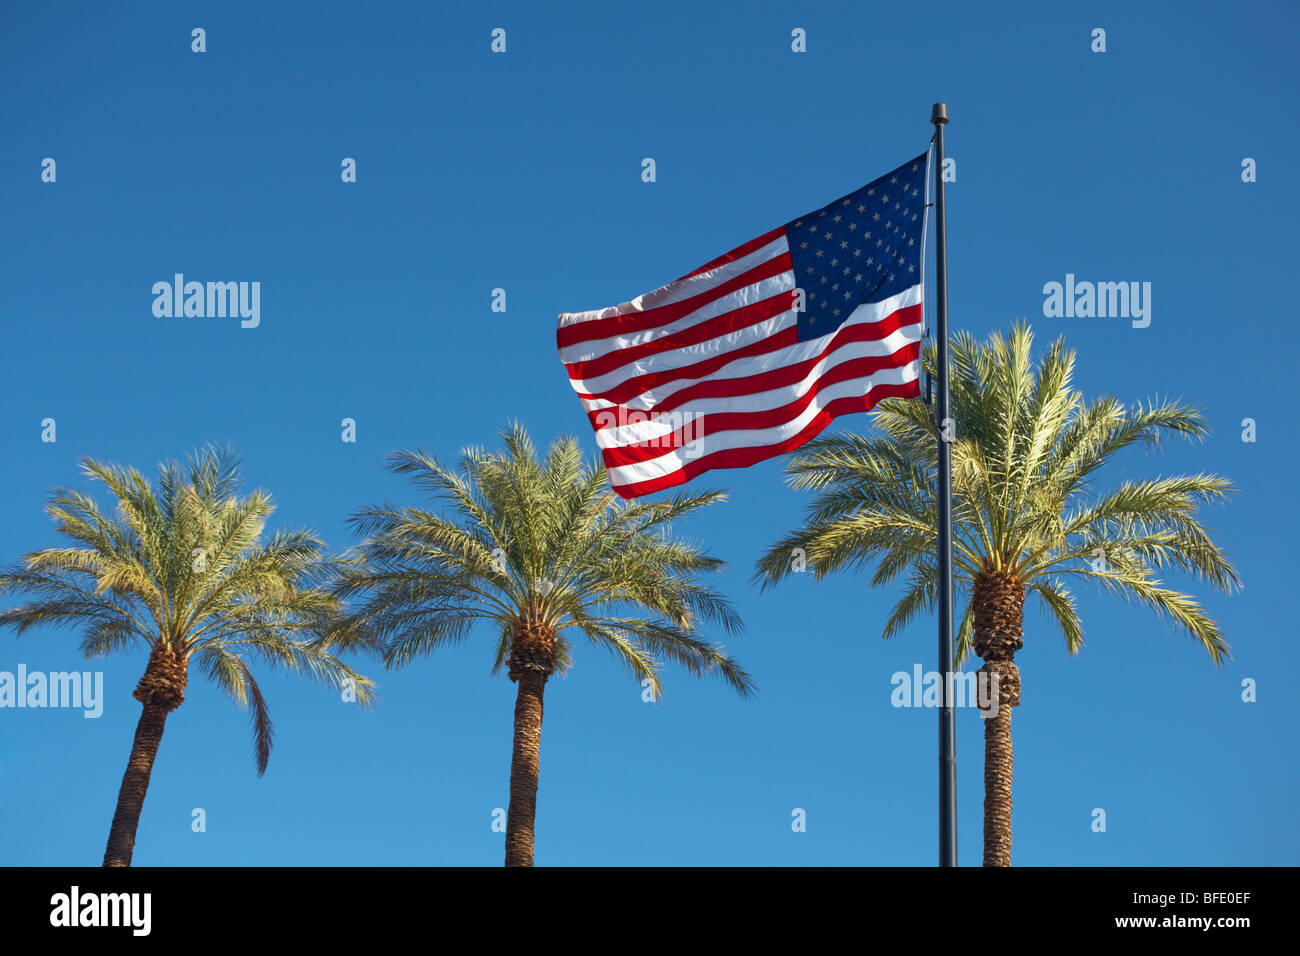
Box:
[931,103,948,126]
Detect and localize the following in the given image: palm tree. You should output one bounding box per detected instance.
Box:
[0,445,375,866]
[325,424,753,866]
[756,323,1239,866]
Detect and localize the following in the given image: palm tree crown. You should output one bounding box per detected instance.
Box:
[0,445,375,768]
[331,424,752,696]
[757,323,1239,661]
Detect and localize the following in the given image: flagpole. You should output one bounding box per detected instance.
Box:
[931,102,958,867]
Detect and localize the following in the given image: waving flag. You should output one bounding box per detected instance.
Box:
[558,151,930,498]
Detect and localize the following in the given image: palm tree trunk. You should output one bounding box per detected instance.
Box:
[103,645,188,867]
[505,670,546,867]
[102,702,170,867]
[972,571,1025,867]
[981,696,1013,866]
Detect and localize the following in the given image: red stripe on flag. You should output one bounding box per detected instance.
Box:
[681,226,787,279]
[577,324,803,407]
[557,250,792,350]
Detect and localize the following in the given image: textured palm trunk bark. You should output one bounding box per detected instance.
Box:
[103,703,170,867]
[971,570,1024,868]
[103,645,188,868]
[504,671,546,867]
[981,696,1014,867]
[504,611,555,868]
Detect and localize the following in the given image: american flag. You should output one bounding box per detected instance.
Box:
[558,151,930,499]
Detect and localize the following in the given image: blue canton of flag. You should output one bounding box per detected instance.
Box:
[786,152,929,341]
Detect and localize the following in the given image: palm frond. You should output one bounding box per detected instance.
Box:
[338,425,749,699]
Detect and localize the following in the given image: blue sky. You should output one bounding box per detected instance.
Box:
[0,0,1295,866]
